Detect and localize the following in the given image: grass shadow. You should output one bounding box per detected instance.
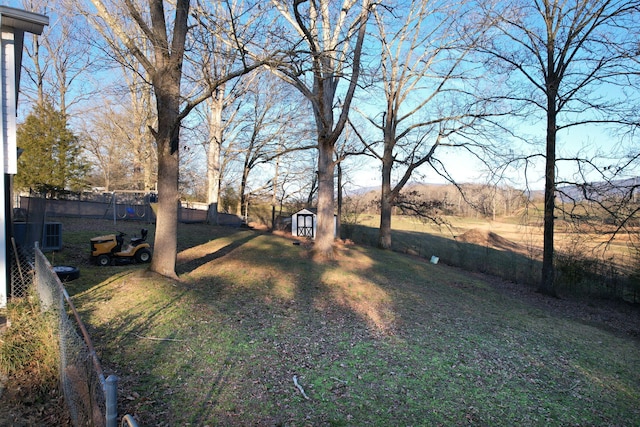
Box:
[56,219,640,426]
[350,224,543,287]
[176,231,259,275]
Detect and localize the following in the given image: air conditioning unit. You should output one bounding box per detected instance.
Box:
[13,222,63,251]
[41,222,63,251]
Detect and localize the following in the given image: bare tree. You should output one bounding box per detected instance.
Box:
[105,59,158,192]
[184,80,246,222]
[81,0,268,277]
[205,87,226,223]
[270,142,319,222]
[187,89,243,219]
[478,0,640,296]
[356,0,501,250]
[83,0,191,278]
[269,139,316,229]
[188,0,263,224]
[335,123,369,239]
[21,0,157,193]
[267,0,372,259]
[81,102,137,191]
[231,73,315,218]
[20,0,99,115]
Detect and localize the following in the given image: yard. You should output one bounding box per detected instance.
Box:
[67,220,640,425]
[2,218,640,425]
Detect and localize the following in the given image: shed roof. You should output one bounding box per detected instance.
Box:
[295,208,316,215]
[293,208,336,217]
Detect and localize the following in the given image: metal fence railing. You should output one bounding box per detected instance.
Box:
[33,244,138,427]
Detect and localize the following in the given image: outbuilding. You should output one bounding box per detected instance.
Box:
[291,208,336,239]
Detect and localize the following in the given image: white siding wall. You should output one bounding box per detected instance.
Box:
[0,9,49,308]
[0,30,10,308]
[1,30,16,174]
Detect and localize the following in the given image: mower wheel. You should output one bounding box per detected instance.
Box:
[53,266,80,282]
[96,254,111,266]
[135,248,152,263]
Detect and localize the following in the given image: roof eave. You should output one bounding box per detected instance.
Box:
[0,6,49,35]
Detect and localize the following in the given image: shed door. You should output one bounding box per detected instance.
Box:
[297,214,314,237]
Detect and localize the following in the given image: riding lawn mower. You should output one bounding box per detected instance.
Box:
[90,229,152,266]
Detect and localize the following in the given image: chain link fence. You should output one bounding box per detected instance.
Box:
[9,237,33,299]
[33,245,137,427]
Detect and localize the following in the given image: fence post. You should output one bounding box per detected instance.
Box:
[105,375,118,427]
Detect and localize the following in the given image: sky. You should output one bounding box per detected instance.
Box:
[5,0,637,197]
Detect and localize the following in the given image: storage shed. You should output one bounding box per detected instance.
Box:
[291,208,336,239]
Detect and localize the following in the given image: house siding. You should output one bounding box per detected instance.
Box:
[1,29,16,175]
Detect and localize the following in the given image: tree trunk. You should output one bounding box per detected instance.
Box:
[378,171,393,249]
[271,149,281,231]
[133,156,144,190]
[143,79,156,193]
[239,163,249,219]
[378,134,395,249]
[148,69,182,278]
[151,144,179,278]
[88,0,189,280]
[314,140,335,259]
[206,93,224,225]
[31,34,45,106]
[540,84,558,297]
[336,160,343,239]
[144,148,155,193]
[306,173,317,208]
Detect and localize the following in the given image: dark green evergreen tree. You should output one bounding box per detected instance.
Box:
[15,102,87,194]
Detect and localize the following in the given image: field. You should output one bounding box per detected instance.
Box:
[27,217,639,426]
[346,213,640,302]
[353,212,637,263]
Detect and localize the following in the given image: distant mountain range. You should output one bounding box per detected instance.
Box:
[348,178,640,203]
[557,177,640,202]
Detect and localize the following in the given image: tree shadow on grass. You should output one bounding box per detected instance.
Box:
[75,227,640,426]
[181,245,387,425]
[175,231,260,275]
[350,224,543,288]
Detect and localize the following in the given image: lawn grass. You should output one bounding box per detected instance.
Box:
[50,219,640,426]
[346,214,639,301]
[346,219,543,289]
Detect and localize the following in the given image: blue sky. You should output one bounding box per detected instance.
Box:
[6,0,637,195]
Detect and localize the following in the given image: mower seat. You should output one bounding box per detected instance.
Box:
[131,229,148,245]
